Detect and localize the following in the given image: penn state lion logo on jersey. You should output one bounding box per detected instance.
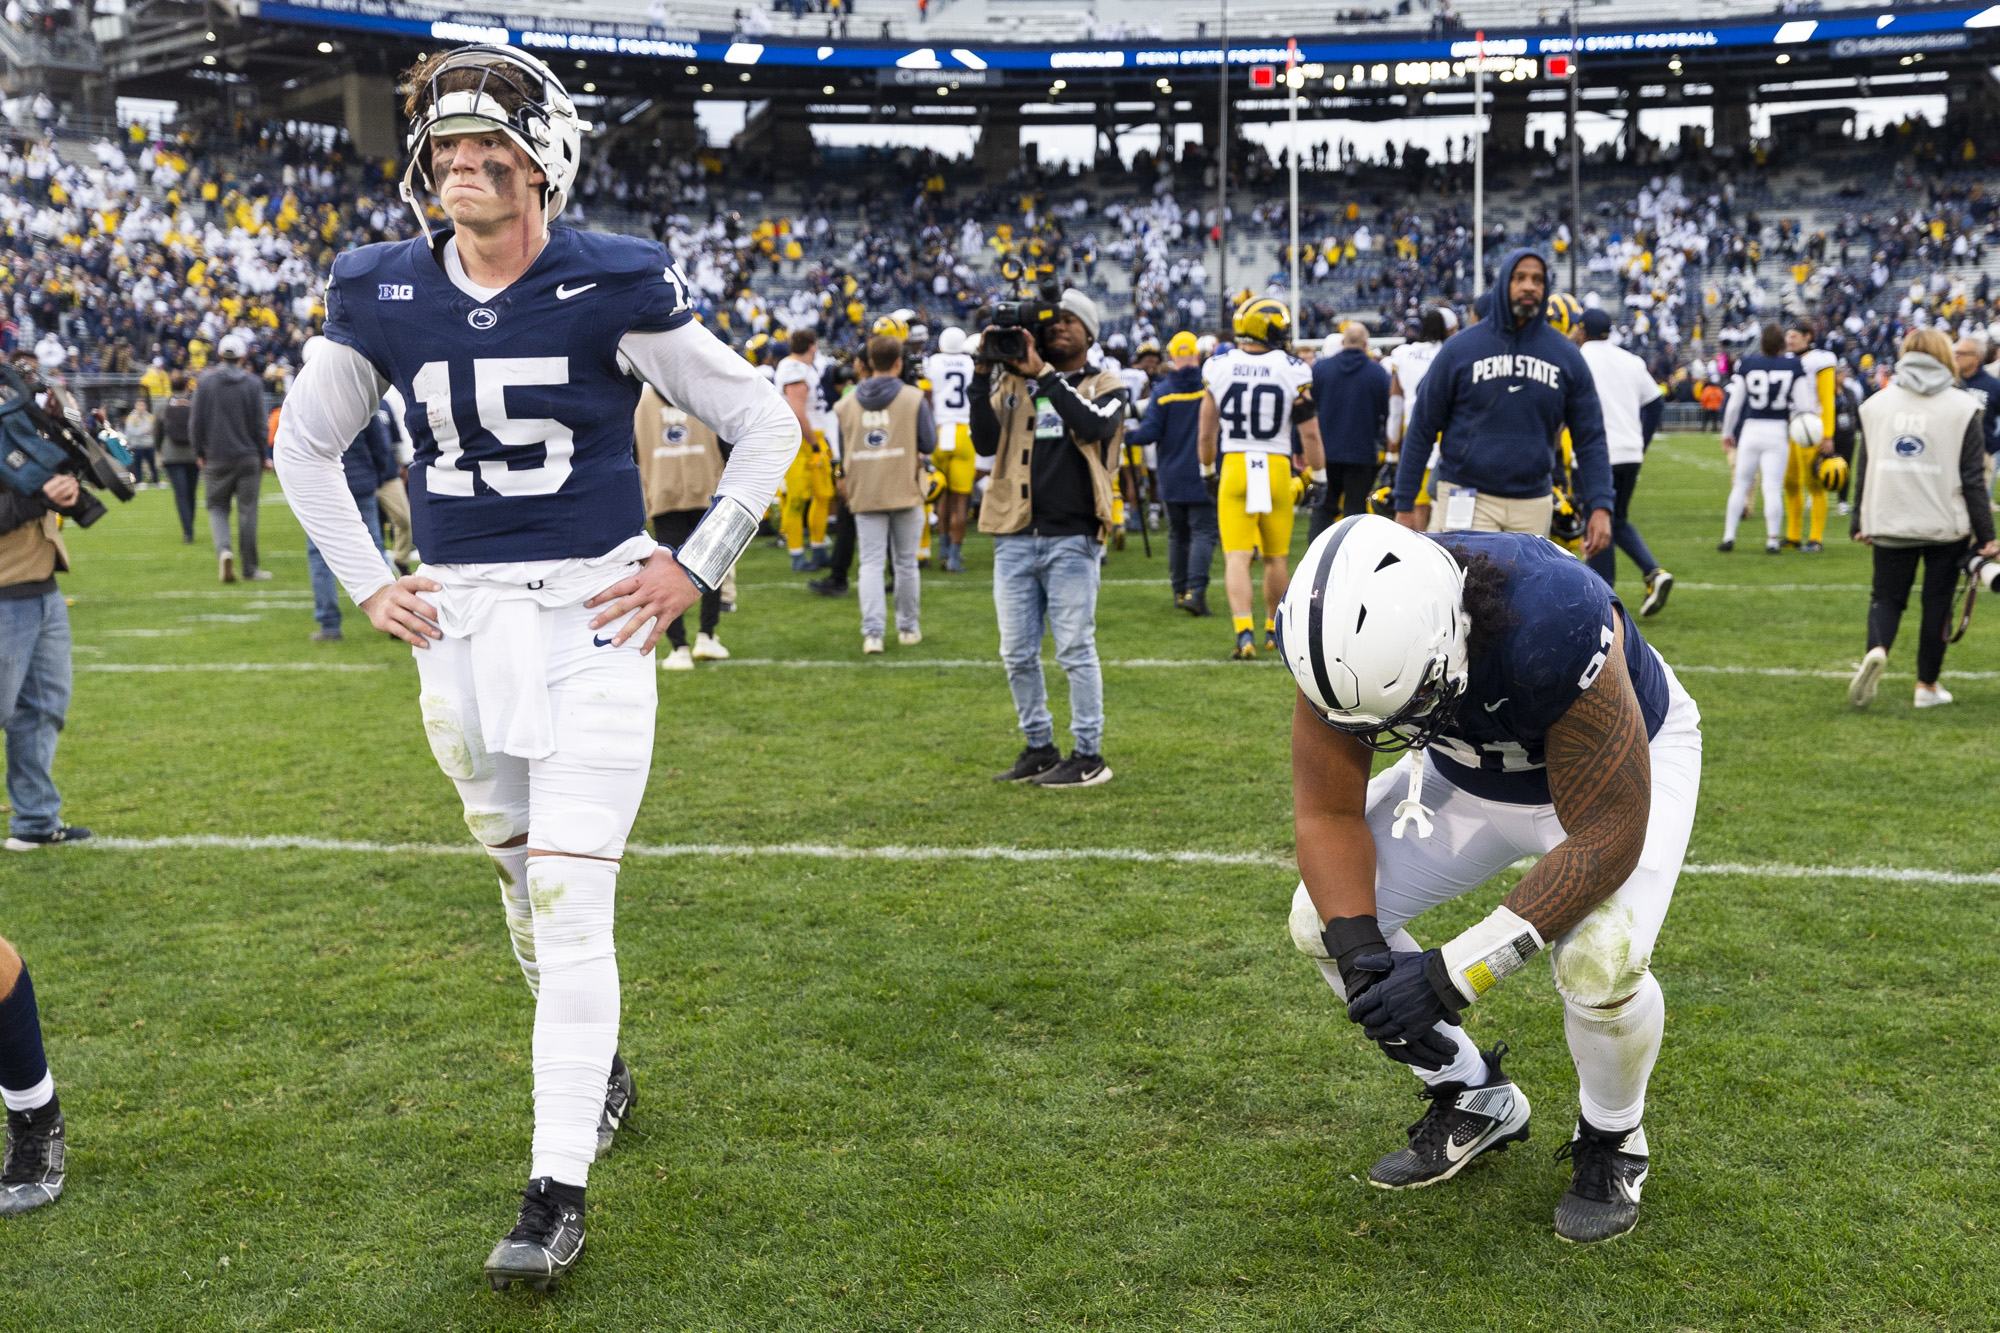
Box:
[861,408,891,449]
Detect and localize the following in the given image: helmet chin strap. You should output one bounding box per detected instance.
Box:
[1390,753,1434,840]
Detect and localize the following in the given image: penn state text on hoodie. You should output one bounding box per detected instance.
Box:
[1391,249,1613,516]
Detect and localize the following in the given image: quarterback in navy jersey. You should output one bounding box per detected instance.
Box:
[1276,516,1702,1243]
[272,44,797,1291]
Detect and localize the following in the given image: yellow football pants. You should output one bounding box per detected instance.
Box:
[1783,443,1829,545]
[781,432,835,552]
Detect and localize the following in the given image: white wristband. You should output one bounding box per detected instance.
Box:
[1439,905,1545,1005]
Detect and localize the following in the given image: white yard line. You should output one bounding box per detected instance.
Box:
[80,663,391,673]
[72,835,2000,885]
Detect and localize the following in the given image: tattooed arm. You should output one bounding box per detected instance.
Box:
[1503,616,1651,940]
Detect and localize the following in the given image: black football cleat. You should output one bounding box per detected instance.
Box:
[1553,1118,1649,1243]
[1369,1044,1531,1190]
[485,1178,586,1292]
[595,1053,635,1159]
[1715,539,1734,553]
[0,1099,65,1215]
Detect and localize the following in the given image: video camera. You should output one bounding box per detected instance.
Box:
[982,257,1061,364]
[0,363,135,527]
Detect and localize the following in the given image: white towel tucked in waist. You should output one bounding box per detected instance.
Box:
[1244,452,1273,514]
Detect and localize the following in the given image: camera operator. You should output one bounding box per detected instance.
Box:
[1847,328,1997,710]
[0,468,90,850]
[969,289,1127,789]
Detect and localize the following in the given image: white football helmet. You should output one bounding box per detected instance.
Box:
[1787,413,1824,449]
[937,326,967,355]
[1275,514,1470,752]
[400,44,583,237]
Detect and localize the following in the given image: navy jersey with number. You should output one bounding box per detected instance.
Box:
[322,227,693,564]
[1424,533,1669,805]
[1731,353,1804,423]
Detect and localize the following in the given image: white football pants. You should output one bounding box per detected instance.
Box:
[413,592,657,1188]
[1308,660,1701,1133]
[1723,421,1789,544]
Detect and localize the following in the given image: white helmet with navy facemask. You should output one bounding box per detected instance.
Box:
[399,45,584,237]
[1275,514,1470,838]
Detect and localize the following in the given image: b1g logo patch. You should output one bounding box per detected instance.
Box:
[467,307,498,331]
[1894,434,1925,458]
[377,283,413,301]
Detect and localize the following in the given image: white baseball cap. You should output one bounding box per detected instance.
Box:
[218,333,248,360]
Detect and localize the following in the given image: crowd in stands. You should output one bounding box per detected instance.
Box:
[5,105,1999,412]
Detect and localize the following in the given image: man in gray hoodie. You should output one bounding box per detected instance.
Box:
[190,334,273,582]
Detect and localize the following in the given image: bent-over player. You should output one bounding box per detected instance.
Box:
[273,45,796,1289]
[1276,515,1701,1242]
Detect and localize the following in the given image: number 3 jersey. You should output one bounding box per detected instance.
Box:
[323,227,692,564]
[1423,533,1670,805]
[1201,346,1314,455]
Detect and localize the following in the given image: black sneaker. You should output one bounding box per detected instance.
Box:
[485,1178,586,1291]
[1369,1044,1532,1190]
[0,1099,65,1215]
[1553,1118,1649,1243]
[807,575,850,598]
[1030,751,1112,788]
[5,826,92,852]
[992,744,1061,783]
[1639,569,1673,618]
[595,1053,635,1159]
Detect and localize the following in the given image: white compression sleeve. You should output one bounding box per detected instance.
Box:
[528,855,620,1187]
[273,341,396,608]
[618,323,799,518]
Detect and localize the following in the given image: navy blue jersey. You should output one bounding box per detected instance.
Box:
[1731,353,1804,423]
[1425,532,1669,805]
[323,227,693,564]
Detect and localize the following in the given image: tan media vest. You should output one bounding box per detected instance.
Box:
[633,386,725,517]
[1858,380,1982,546]
[977,366,1123,543]
[833,381,927,513]
[0,510,66,589]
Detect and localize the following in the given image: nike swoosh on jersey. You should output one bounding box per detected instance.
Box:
[592,634,616,647]
[1508,384,1525,393]
[557,283,598,300]
[1484,697,1509,712]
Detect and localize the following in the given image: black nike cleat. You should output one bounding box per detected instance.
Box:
[1369,1044,1531,1190]
[595,1053,635,1159]
[1553,1118,1649,1243]
[0,1099,65,1215]
[1716,539,1734,553]
[485,1178,586,1292]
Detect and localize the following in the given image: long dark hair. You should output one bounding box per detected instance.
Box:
[1437,542,1515,662]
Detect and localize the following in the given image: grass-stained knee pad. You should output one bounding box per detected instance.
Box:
[1552,900,1652,1010]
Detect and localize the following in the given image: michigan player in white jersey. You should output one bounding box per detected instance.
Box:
[1199,297,1326,659]
[271,45,797,1290]
[1783,321,1839,551]
[923,328,976,573]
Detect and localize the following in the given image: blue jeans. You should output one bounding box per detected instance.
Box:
[0,590,71,836]
[1165,501,1219,596]
[993,533,1103,755]
[305,494,388,632]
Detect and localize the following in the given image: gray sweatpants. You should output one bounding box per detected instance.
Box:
[204,462,263,575]
[856,505,923,639]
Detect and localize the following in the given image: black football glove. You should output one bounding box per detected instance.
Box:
[1343,948,1466,1071]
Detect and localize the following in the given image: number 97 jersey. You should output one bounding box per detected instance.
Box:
[323,227,694,565]
[1201,345,1315,456]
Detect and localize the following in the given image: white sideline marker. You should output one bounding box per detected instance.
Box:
[75,835,2000,886]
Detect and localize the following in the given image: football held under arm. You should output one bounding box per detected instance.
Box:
[272,340,395,607]
[619,323,801,588]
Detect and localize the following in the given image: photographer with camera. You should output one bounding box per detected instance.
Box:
[0,469,89,851]
[970,287,1128,789]
[1847,328,1997,710]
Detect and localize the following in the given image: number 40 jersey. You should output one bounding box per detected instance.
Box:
[325,227,698,565]
[1201,345,1315,455]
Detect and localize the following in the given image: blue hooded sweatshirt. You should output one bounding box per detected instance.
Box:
[1122,363,1210,504]
[1392,249,1613,515]
[1311,345,1390,466]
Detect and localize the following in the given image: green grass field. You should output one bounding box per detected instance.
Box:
[3,433,1997,1331]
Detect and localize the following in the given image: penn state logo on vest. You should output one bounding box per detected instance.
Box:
[468,307,498,331]
[862,408,891,449]
[1894,435,1925,458]
[665,422,690,445]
